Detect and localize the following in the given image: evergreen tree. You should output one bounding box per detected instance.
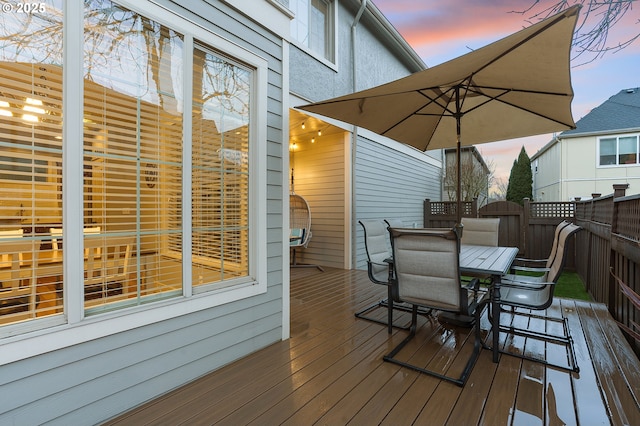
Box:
[506,146,533,205]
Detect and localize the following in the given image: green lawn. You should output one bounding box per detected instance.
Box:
[554,271,591,301]
[515,270,592,301]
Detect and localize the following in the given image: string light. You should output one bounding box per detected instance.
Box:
[301,121,305,129]
[318,130,322,136]
[311,137,315,143]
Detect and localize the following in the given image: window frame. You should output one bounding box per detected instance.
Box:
[0,0,268,363]
[597,134,640,167]
[290,0,336,66]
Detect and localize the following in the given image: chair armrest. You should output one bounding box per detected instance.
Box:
[460,278,480,316]
[500,279,553,290]
[513,257,547,264]
[510,265,550,273]
[366,260,392,285]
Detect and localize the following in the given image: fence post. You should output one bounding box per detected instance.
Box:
[424,199,431,228]
[613,183,629,198]
[523,198,530,258]
[472,198,478,217]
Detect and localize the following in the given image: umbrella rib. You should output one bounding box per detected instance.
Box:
[378,87,456,135]
[464,86,576,127]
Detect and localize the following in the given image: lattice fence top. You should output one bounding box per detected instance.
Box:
[614,195,640,241]
[530,202,574,218]
[428,201,473,216]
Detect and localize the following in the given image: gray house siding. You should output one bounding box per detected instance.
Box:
[0,1,285,424]
[289,0,442,270]
[290,0,421,103]
[354,137,441,270]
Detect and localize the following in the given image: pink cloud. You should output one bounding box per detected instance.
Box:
[372,0,640,187]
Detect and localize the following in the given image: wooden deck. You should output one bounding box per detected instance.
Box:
[106,268,640,425]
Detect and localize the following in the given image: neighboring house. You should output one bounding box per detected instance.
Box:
[0,0,441,423]
[532,87,640,201]
[442,146,491,206]
[287,0,442,271]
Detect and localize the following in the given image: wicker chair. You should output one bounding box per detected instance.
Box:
[289,193,323,271]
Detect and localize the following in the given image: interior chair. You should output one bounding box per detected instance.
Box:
[460,217,500,246]
[383,227,486,386]
[289,193,323,271]
[357,220,431,333]
[0,228,24,268]
[84,235,134,303]
[488,222,582,372]
[50,226,101,257]
[0,239,37,316]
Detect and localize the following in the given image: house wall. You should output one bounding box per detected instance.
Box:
[288,1,442,270]
[0,1,287,424]
[532,141,561,201]
[537,134,640,201]
[354,135,441,270]
[291,132,348,269]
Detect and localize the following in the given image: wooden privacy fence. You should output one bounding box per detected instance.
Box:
[423,198,575,261]
[424,183,640,355]
[574,185,640,354]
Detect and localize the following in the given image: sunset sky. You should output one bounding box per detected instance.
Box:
[373,0,640,192]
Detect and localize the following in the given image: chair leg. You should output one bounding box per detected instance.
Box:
[355,285,431,333]
[290,248,325,271]
[483,307,580,373]
[383,304,483,387]
[354,298,411,332]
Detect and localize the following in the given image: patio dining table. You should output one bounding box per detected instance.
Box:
[459,244,519,362]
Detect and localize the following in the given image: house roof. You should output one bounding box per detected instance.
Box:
[560,87,640,137]
[532,87,640,160]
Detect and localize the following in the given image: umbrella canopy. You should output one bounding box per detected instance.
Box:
[298,5,580,221]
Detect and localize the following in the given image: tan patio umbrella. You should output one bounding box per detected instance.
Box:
[298,5,580,225]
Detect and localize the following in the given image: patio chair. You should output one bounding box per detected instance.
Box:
[507,220,571,274]
[458,217,500,288]
[289,193,323,271]
[357,220,431,333]
[383,227,486,386]
[460,217,500,246]
[488,222,582,372]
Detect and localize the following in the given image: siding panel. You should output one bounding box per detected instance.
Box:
[355,137,441,269]
[0,1,286,424]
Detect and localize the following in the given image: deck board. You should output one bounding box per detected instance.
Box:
[104,268,640,425]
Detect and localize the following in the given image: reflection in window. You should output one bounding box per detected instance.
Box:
[0,0,256,329]
[83,0,184,313]
[290,0,334,62]
[0,0,64,323]
[191,46,250,288]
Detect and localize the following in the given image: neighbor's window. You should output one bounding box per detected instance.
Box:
[290,0,334,62]
[599,135,639,166]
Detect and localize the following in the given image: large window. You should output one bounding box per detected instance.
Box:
[599,135,639,166]
[0,0,261,332]
[0,0,64,323]
[290,0,334,62]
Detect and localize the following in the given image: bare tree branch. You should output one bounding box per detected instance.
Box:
[511,0,639,66]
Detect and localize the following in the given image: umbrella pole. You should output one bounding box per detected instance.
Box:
[454,86,463,240]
